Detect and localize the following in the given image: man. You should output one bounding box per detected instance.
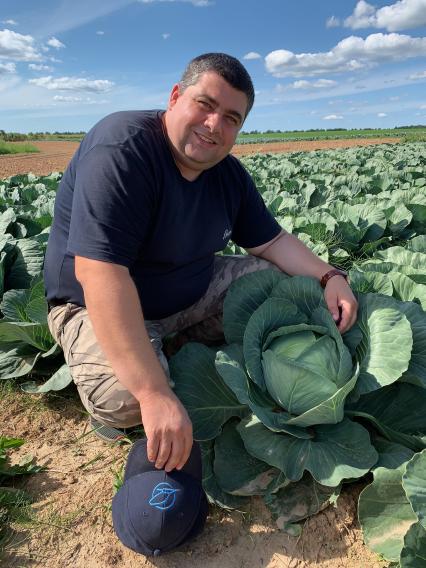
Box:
[44,53,357,476]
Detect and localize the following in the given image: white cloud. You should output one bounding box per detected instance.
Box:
[409,70,426,79]
[162,33,171,39]
[52,95,109,105]
[344,1,377,29]
[47,37,66,49]
[243,52,262,60]
[377,112,387,116]
[53,95,83,102]
[323,114,344,120]
[138,0,212,5]
[0,62,16,74]
[420,104,426,109]
[96,30,105,35]
[291,80,311,89]
[265,33,426,77]
[29,63,53,72]
[344,0,426,31]
[389,95,400,100]
[292,79,337,89]
[29,76,115,93]
[326,15,341,28]
[0,29,43,62]
[1,20,18,26]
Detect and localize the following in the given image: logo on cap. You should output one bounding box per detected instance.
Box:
[148,482,180,511]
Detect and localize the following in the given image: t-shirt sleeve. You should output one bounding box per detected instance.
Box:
[67,144,156,266]
[231,164,282,248]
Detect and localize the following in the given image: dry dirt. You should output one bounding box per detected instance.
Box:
[0,138,401,178]
[1,388,388,568]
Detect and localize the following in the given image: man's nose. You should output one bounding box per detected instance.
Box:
[204,112,221,133]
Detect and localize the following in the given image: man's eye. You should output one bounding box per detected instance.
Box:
[226,116,239,126]
[198,100,211,109]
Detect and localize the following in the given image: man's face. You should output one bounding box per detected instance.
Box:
[163,71,248,181]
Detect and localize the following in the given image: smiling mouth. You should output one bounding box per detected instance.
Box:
[194,131,217,146]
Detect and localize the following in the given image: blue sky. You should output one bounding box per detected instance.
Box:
[0,0,425,133]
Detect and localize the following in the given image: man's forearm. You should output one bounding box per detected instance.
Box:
[256,231,334,280]
[75,257,171,401]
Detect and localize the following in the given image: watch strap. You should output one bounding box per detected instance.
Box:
[320,268,348,289]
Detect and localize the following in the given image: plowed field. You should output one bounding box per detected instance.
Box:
[0,138,400,178]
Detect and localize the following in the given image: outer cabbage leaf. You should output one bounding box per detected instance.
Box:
[348,270,393,296]
[347,383,426,452]
[5,237,46,290]
[21,364,72,393]
[1,277,48,324]
[264,473,340,533]
[406,235,426,252]
[371,438,415,470]
[402,449,426,530]
[400,522,426,568]
[344,293,413,398]
[213,419,288,496]
[270,275,325,317]
[199,440,248,510]
[170,343,248,440]
[237,416,377,486]
[384,299,426,388]
[390,273,426,310]
[358,464,417,562]
[223,269,285,344]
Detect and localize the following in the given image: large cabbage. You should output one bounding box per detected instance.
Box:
[170,269,426,547]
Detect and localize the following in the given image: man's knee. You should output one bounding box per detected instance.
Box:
[80,383,142,429]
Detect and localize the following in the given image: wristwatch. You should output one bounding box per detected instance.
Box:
[320,268,348,289]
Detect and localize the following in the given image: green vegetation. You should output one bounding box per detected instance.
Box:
[0,436,43,555]
[0,130,85,142]
[237,126,426,144]
[1,126,426,145]
[0,141,40,155]
[402,131,426,143]
[31,133,84,142]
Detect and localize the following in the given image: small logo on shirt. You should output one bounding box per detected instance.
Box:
[223,228,232,241]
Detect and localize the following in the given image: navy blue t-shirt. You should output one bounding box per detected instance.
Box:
[44,110,281,320]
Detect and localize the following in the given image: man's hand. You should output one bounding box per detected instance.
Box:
[140,389,193,473]
[323,276,358,334]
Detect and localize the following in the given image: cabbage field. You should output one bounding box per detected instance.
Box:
[0,142,425,566]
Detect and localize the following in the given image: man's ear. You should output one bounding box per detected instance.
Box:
[168,83,180,109]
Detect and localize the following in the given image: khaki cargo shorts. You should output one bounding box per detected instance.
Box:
[47,254,278,428]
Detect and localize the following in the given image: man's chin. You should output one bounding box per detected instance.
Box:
[184,148,227,168]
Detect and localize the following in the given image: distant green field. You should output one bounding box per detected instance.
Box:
[236,128,426,144]
[5,127,426,145]
[0,141,40,155]
[38,133,85,142]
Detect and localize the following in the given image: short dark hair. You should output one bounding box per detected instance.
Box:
[179,53,255,119]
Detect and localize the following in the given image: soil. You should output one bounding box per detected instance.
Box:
[1,388,388,568]
[0,138,401,178]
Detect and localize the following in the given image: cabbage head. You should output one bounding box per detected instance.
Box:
[231,272,359,429]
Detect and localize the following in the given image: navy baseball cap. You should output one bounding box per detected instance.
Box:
[112,439,208,556]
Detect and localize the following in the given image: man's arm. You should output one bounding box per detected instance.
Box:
[246,230,358,333]
[75,256,193,471]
